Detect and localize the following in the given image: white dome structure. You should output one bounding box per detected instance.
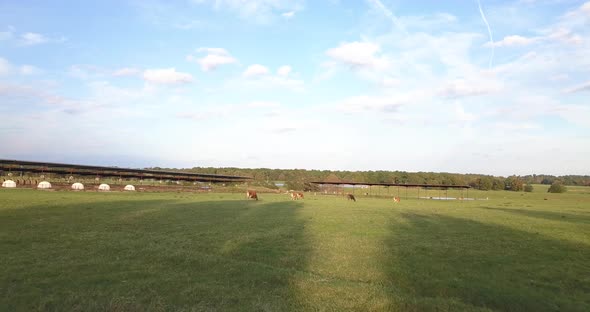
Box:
[2,180,16,188]
[37,181,52,189]
[123,184,135,191]
[98,183,110,191]
[71,183,84,190]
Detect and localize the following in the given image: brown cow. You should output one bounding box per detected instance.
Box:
[246,190,258,200]
[347,194,356,202]
[290,192,304,200]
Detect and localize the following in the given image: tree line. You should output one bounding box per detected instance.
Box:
[150,167,589,192]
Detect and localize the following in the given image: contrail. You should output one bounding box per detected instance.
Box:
[366,0,408,35]
[477,0,494,68]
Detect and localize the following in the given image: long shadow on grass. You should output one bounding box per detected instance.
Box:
[481,206,590,225]
[0,198,309,311]
[382,212,590,311]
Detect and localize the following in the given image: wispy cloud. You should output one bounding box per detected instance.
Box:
[143,68,194,84]
[366,0,407,34]
[188,47,238,72]
[277,65,292,77]
[325,41,390,71]
[439,78,503,98]
[477,0,494,68]
[0,57,11,75]
[20,32,48,46]
[193,0,304,23]
[486,35,538,47]
[564,81,590,93]
[243,64,269,78]
[113,67,142,77]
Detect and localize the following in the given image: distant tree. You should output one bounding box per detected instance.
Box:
[548,182,567,193]
[524,184,534,192]
[303,182,320,192]
[505,176,524,191]
[492,178,505,190]
[323,173,341,183]
[477,177,493,190]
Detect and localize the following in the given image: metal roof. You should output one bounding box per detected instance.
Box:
[0,159,251,182]
[310,181,471,189]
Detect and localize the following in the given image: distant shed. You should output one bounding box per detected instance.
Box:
[37,181,52,189]
[2,180,16,188]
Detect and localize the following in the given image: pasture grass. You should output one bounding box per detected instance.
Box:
[1,188,589,311]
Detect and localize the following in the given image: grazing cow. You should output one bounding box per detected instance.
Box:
[393,196,400,203]
[246,190,258,201]
[290,192,304,200]
[347,194,356,202]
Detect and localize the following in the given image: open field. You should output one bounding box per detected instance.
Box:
[1,188,589,311]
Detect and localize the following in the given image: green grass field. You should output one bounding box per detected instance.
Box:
[1,187,589,311]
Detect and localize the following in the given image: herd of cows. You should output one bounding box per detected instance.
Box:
[246,190,402,203]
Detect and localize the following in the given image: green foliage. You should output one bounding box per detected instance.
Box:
[524,184,534,192]
[505,176,524,191]
[548,182,567,193]
[475,177,493,190]
[492,178,506,190]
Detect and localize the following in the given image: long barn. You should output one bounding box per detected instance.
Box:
[0,159,251,183]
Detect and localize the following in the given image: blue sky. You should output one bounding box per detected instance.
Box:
[0,0,589,176]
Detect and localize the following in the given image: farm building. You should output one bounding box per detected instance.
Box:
[71,183,84,190]
[2,180,16,188]
[98,184,110,191]
[124,185,135,191]
[37,181,52,189]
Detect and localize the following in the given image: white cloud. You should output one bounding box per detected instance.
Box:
[189,47,238,72]
[193,0,304,23]
[0,57,11,75]
[243,64,270,78]
[0,58,40,76]
[455,103,477,122]
[366,0,407,33]
[486,35,538,47]
[282,11,295,18]
[143,68,194,84]
[20,32,48,46]
[381,77,400,87]
[68,65,103,80]
[247,101,281,108]
[338,95,408,113]
[113,67,141,77]
[564,81,590,93]
[227,73,304,91]
[325,41,390,71]
[547,28,583,45]
[19,65,40,75]
[494,122,541,131]
[439,78,503,98]
[277,65,292,77]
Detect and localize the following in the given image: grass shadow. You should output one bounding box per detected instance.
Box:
[381,212,590,311]
[0,197,309,311]
[481,206,590,225]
